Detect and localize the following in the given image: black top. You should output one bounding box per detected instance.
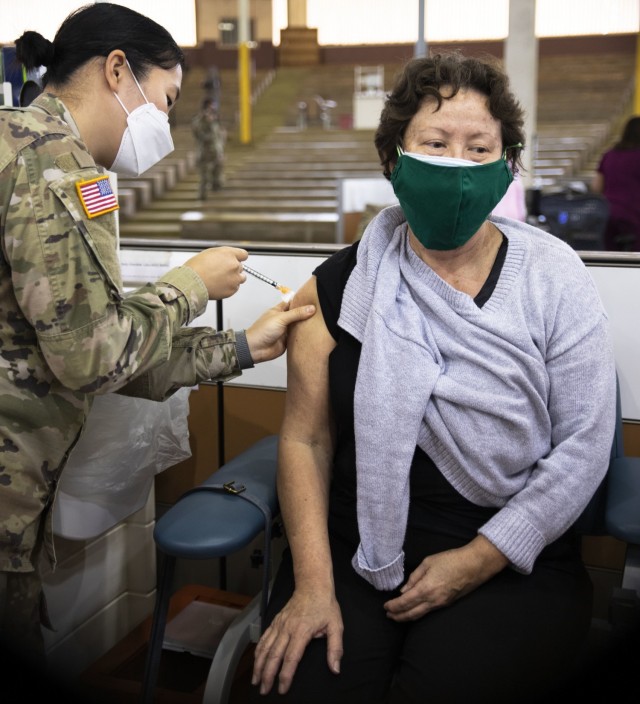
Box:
[312,237,507,568]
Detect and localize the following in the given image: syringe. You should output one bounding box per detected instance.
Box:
[242,264,293,296]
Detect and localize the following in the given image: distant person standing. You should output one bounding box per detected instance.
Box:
[591,116,640,250]
[202,65,222,109]
[192,97,226,199]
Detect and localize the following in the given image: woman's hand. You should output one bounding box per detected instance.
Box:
[252,589,344,696]
[384,536,509,622]
[183,246,248,299]
[245,300,316,364]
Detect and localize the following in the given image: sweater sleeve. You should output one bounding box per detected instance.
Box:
[478,270,617,574]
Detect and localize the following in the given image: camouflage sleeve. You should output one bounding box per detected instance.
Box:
[118,326,241,401]
[5,146,240,397]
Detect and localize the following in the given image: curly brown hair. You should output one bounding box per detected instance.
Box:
[375,52,525,179]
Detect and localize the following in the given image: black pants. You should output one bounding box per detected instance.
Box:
[251,532,593,704]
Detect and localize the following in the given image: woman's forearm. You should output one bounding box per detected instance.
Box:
[277,433,335,592]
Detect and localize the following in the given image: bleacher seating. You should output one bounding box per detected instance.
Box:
[116,52,636,244]
[535,51,636,188]
[119,125,378,243]
[116,65,274,230]
[117,63,381,243]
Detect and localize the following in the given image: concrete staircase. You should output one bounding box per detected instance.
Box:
[117,64,381,244]
[115,51,637,242]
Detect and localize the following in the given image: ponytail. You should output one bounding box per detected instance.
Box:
[15,31,55,70]
[13,2,184,88]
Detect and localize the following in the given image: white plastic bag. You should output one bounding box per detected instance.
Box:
[61,387,192,503]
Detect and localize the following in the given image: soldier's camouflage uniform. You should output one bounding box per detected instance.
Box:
[192,110,226,197]
[0,93,250,644]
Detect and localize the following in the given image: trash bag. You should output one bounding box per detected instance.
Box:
[60,387,192,503]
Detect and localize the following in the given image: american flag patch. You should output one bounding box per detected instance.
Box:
[75,176,119,219]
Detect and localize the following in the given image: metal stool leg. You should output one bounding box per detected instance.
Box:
[140,552,176,704]
[202,590,262,704]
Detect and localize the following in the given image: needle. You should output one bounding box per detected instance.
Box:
[242,264,292,295]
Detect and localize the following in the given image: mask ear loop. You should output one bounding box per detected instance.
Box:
[502,143,524,179]
[113,91,130,116]
[390,145,405,176]
[125,59,151,104]
[502,143,524,160]
[113,59,150,115]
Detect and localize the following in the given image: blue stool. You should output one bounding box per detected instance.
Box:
[140,434,280,704]
[605,446,640,625]
[576,375,640,631]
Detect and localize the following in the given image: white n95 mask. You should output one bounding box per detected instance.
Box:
[110,61,174,177]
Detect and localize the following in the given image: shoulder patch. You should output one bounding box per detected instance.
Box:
[55,153,80,172]
[55,149,95,172]
[75,175,119,219]
[73,149,96,169]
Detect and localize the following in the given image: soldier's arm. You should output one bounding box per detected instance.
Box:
[5,145,242,397]
[116,326,243,401]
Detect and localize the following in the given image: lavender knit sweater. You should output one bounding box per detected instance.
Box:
[338,206,616,590]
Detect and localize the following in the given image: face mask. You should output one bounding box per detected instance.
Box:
[390,148,513,251]
[110,61,174,176]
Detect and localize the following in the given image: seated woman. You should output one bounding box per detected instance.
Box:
[251,53,617,703]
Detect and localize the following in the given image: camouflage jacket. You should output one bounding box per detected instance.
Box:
[0,94,242,573]
[191,114,225,160]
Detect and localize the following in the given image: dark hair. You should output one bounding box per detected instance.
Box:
[614,116,640,150]
[375,52,526,179]
[14,2,184,88]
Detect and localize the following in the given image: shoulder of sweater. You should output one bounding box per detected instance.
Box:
[488,221,608,344]
[491,215,586,268]
[491,216,604,314]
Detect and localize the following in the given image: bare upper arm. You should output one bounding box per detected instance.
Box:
[282,276,336,448]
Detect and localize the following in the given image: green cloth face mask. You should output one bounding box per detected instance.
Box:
[390,148,514,251]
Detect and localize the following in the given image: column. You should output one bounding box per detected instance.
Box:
[287,0,307,27]
[504,0,538,189]
[280,0,318,66]
[238,0,251,143]
[635,32,640,115]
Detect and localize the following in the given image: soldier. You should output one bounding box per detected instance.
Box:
[192,97,226,199]
[0,2,314,671]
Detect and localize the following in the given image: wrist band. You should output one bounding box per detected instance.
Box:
[235,329,254,369]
